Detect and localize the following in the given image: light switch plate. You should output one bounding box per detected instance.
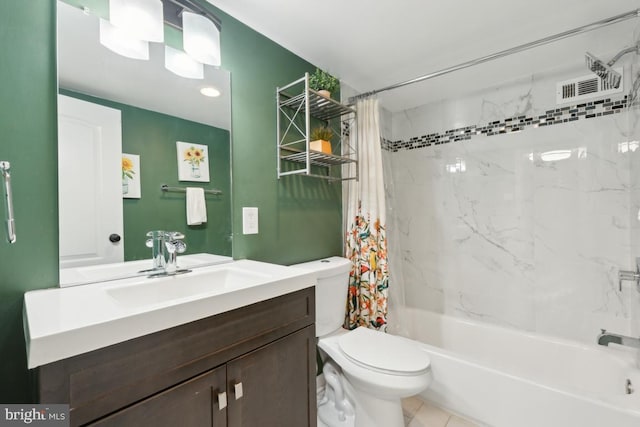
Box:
[242,207,259,235]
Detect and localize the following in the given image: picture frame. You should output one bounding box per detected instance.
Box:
[122,153,141,199]
[177,141,210,182]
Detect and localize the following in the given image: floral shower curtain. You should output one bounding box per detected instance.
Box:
[344,98,389,331]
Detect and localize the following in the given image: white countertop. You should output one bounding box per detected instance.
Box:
[24,259,316,369]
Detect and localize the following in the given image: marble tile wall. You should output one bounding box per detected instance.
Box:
[384,56,640,344]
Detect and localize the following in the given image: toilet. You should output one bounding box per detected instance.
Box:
[292,257,432,427]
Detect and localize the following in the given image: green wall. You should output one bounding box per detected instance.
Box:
[207,3,343,265]
[0,0,58,403]
[60,90,232,260]
[0,0,342,402]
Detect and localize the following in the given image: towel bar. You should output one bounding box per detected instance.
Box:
[160,184,222,195]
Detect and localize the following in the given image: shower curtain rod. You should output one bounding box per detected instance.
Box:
[349,9,640,103]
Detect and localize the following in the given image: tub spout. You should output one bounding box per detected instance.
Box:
[597,329,640,349]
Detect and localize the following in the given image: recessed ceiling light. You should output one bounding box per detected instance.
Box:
[200,87,221,97]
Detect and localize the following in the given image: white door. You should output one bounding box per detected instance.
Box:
[58,95,124,268]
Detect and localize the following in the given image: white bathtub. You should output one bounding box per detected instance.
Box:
[393,308,640,427]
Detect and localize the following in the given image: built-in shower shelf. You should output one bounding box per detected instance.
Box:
[277,73,358,181]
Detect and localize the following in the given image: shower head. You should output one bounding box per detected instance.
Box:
[585,43,640,89]
[585,52,622,88]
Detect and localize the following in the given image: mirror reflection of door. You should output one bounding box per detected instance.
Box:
[58,94,124,268]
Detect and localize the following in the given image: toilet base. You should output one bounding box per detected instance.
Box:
[317,364,355,427]
[343,378,405,427]
[318,401,355,427]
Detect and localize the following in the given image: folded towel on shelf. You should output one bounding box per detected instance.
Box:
[186,187,207,225]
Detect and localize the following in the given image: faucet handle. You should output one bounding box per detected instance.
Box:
[145,238,154,248]
[174,240,187,254]
[146,230,166,238]
[167,231,185,240]
[618,269,640,291]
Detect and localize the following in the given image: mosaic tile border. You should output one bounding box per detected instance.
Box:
[382,95,629,152]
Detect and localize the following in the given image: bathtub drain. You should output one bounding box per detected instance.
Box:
[626,379,634,395]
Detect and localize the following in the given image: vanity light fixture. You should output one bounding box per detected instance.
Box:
[97,0,223,72]
[183,11,221,66]
[109,0,164,42]
[200,87,221,97]
[99,19,150,60]
[164,45,204,79]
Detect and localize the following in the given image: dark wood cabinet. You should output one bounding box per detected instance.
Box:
[227,327,315,427]
[37,288,317,427]
[89,367,227,427]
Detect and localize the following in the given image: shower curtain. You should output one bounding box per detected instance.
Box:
[344,98,389,331]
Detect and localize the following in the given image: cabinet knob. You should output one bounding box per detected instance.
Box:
[234,382,243,400]
[109,233,121,243]
[218,391,227,410]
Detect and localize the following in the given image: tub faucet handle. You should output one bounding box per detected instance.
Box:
[618,271,640,291]
[618,257,640,291]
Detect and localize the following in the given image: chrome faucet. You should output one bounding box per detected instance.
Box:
[597,329,640,349]
[146,230,168,271]
[164,232,187,274]
[145,230,190,277]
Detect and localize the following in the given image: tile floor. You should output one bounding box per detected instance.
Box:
[402,396,480,427]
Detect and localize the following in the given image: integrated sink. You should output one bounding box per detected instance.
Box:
[24,258,317,369]
[105,266,271,308]
[59,253,233,287]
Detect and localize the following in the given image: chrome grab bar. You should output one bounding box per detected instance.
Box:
[0,161,16,244]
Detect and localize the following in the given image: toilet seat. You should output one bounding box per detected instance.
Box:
[338,327,430,376]
[318,328,433,401]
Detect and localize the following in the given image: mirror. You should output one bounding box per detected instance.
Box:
[57,1,232,284]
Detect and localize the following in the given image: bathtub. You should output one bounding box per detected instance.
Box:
[393,308,640,427]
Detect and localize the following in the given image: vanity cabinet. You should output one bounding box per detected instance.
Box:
[89,366,227,427]
[37,287,316,427]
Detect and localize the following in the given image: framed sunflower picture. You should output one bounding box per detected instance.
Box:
[176,141,210,182]
[122,153,141,198]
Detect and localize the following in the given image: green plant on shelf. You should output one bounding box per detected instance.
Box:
[311,126,333,141]
[309,68,339,94]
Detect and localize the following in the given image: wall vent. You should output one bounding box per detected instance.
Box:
[556,67,623,104]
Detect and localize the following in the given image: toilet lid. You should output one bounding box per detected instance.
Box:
[338,327,430,375]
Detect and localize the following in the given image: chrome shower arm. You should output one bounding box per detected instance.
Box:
[607,42,640,66]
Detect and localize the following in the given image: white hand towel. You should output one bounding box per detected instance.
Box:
[186,187,207,225]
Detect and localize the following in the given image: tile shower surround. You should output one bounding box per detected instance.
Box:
[382,83,640,345]
[383,95,628,152]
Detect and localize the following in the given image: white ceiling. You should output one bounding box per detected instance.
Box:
[208,0,640,112]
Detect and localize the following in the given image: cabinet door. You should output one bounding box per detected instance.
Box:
[227,326,316,427]
[89,367,227,427]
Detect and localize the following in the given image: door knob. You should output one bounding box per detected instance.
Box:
[109,233,121,243]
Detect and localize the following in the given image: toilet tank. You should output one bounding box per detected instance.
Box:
[291,257,352,337]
